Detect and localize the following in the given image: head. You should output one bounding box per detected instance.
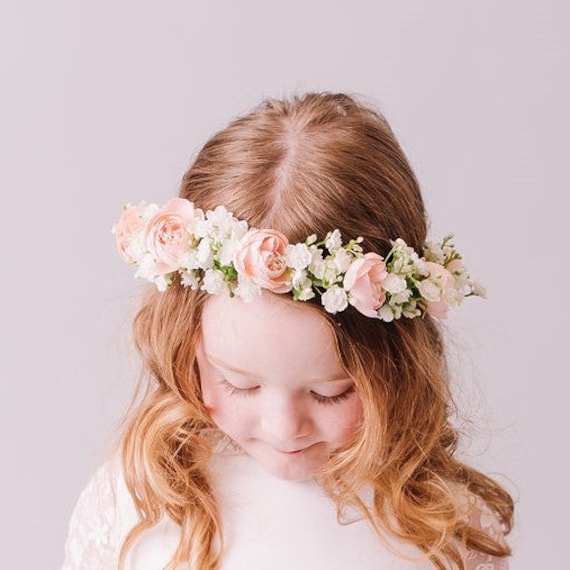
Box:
[133,93,452,485]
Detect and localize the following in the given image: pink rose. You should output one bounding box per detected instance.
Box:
[113,204,146,262]
[234,229,292,293]
[343,253,388,317]
[144,198,200,275]
[423,261,457,319]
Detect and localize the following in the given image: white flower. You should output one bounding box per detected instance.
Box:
[196,238,214,269]
[382,273,407,294]
[389,289,411,304]
[234,274,262,302]
[153,274,170,292]
[322,260,341,286]
[192,218,210,239]
[180,269,200,289]
[134,253,156,281]
[333,248,353,272]
[470,279,487,298]
[309,248,325,279]
[125,232,146,263]
[180,249,200,270]
[443,286,464,307]
[321,286,348,314]
[417,279,441,302]
[205,205,247,243]
[218,238,241,266]
[291,269,315,301]
[285,243,312,270]
[423,240,445,265]
[202,269,227,295]
[325,229,342,252]
[377,305,394,322]
[140,202,160,221]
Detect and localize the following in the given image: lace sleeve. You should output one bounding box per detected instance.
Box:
[463,493,510,570]
[61,461,121,570]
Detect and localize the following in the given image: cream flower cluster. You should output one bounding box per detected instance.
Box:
[113,198,484,320]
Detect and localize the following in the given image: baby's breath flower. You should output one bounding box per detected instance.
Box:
[234,275,262,302]
[321,286,348,314]
[285,243,312,270]
[325,229,342,252]
[202,269,227,295]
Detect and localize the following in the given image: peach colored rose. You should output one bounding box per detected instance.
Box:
[144,198,200,275]
[343,253,388,317]
[423,261,457,319]
[234,229,292,293]
[113,204,146,262]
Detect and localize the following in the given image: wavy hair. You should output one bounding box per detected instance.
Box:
[119,93,514,569]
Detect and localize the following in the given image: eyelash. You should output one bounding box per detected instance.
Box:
[219,379,355,405]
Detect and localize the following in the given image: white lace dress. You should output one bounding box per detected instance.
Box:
[62,449,509,570]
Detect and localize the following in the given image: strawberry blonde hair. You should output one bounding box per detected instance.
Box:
[120,93,514,569]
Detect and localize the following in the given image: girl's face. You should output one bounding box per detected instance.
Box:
[197,292,363,481]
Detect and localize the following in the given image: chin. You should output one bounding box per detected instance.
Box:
[255,452,326,482]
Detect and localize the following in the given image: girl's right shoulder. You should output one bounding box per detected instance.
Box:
[61,455,139,570]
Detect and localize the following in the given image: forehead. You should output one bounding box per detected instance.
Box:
[200,292,344,376]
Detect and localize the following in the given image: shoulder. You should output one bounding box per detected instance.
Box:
[61,456,139,570]
[454,488,511,570]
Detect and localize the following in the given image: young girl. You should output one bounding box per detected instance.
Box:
[62,92,514,569]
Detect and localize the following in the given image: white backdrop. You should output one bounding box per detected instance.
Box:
[1,1,567,568]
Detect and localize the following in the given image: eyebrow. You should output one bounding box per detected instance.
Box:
[205,353,351,383]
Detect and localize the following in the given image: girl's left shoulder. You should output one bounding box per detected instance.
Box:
[454,487,511,570]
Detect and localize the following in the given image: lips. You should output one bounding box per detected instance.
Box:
[273,442,318,455]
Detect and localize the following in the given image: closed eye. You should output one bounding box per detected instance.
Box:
[220,379,260,397]
[311,385,356,405]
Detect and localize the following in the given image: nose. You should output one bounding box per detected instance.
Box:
[261,396,312,445]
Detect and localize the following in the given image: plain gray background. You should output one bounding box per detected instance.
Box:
[1,1,567,568]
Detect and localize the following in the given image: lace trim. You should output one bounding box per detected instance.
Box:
[61,461,120,570]
[462,493,510,569]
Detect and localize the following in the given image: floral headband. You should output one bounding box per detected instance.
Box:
[113,198,485,321]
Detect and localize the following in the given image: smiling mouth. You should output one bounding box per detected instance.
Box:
[274,443,317,455]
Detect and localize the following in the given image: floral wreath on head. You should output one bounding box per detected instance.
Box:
[113,197,485,321]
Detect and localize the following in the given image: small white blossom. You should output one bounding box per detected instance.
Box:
[192,218,210,239]
[382,273,407,294]
[140,202,159,220]
[180,249,200,270]
[291,269,315,301]
[234,275,261,302]
[180,269,200,289]
[309,248,325,279]
[202,269,227,295]
[417,279,441,302]
[470,279,487,298]
[134,253,156,281]
[443,286,463,307]
[333,248,353,272]
[196,238,214,269]
[152,274,170,292]
[218,238,241,266]
[378,305,394,322]
[325,229,342,252]
[423,240,445,265]
[321,286,348,314]
[322,261,341,286]
[285,243,312,270]
[125,232,146,263]
[390,289,412,304]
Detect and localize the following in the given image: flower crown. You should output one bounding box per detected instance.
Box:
[113,198,485,321]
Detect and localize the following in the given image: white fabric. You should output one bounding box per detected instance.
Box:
[62,449,509,570]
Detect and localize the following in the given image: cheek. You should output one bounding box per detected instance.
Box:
[329,397,364,440]
[201,384,253,436]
